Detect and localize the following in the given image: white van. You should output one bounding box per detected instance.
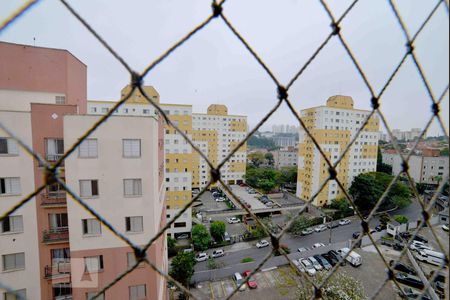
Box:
[338,247,362,267]
[233,272,247,291]
[414,249,446,266]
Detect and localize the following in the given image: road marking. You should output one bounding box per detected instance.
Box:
[261,271,273,287]
[221,281,227,297]
[209,282,215,300]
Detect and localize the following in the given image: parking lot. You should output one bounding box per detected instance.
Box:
[193,266,301,300]
[228,185,267,210]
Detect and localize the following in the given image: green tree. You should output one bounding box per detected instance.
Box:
[440,148,449,156]
[377,146,392,174]
[349,172,412,212]
[248,135,276,149]
[296,271,367,300]
[265,152,274,166]
[167,236,177,257]
[280,166,298,183]
[288,215,312,235]
[379,212,391,226]
[169,252,196,288]
[191,224,211,251]
[329,198,354,218]
[248,152,265,167]
[209,221,226,242]
[258,178,276,193]
[394,215,408,224]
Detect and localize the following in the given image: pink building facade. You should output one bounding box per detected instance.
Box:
[0,42,167,300]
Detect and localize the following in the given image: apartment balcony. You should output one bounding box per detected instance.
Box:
[54,296,72,300]
[41,192,67,208]
[45,262,71,278]
[43,227,69,244]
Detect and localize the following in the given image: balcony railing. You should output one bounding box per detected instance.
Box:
[46,154,64,162]
[43,227,69,243]
[45,261,71,278]
[41,192,67,207]
[54,295,72,300]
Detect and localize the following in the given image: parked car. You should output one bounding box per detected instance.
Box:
[412,235,428,244]
[300,259,316,276]
[327,222,339,229]
[339,219,351,226]
[242,270,258,289]
[248,189,256,194]
[265,201,275,207]
[442,224,449,232]
[293,259,305,273]
[393,243,404,251]
[337,247,362,267]
[312,243,325,249]
[301,228,314,236]
[215,197,226,202]
[389,260,416,275]
[328,250,346,266]
[314,255,332,270]
[430,270,446,296]
[211,249,225,258]
[227,217,240,224]
[321,252,338,266]
[223,232,231,242]
[395,272,424,289]
[375,224,386,232]
[297,247,308,253]
[308,256,323,271]
[314,225,327,232]
[176,233,189,240]
[409,241,433,252]
[195,253,208,262]
[398,287,431,300]
[399,231,412,240]
[256,240,270,248]
[233,272,247,291]
[352,232,360,239]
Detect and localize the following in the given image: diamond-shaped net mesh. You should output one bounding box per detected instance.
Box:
[0,0,448,299]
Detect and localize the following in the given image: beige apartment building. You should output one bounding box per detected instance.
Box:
[296,96,380,206]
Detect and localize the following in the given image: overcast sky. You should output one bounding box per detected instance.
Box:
[1,0,448,135]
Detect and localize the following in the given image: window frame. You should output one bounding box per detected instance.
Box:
[78,139,98,158]
[123,139,141,158]
[1,215,24,234]
[2,252,25,271]
[82,219,102,236]
[125,216,144,233]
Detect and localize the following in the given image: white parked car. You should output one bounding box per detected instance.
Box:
[339,219,351,226]
[195,253,208,262]
[216,197,226,202]
[293,259,305,273]
[337,247,362,267]
[300,259,316,276]
[312,243,325,249]
[409,241,433,252]
[301,228,314,235]
[442,224,449,232]
[256,240,270,248]
[297,247,308,253]
[308,256,323,271]
[314,225,327,232]
[211,249,224,258]
[227,217,240,224]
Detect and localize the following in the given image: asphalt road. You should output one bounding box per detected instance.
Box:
[194,200,422,274]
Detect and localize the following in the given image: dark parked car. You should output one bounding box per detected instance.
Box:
[375,224,386,232]
[328,250,346,266]
[399,232,411,240]
[352,232,360,239]
[321,253,338,266]
[389,260,416,275]
[393,243,404,251]
[399,287,431,300]
[313,255,332,270]
[395,273,424,289]
[412,235,428,244]
[327,222,339,229]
